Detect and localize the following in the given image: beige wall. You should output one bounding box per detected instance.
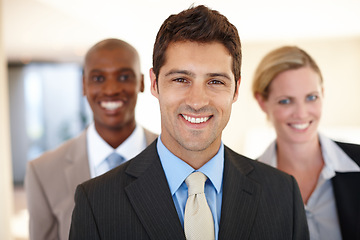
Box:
[0,0,15,238]
[223,36,360,157]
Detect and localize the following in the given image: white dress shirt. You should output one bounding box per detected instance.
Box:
[86,122,147,178]
[258,133,360,240]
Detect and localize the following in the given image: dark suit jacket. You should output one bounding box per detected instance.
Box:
[333,141,360,240]
[69,140,309,239]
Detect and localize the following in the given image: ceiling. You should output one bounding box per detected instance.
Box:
[3,0,360,64]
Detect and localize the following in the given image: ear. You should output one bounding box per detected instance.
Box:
[232,78,241,102]
[255,92,268,113]
[139,74,145,93]
[82,75,86,96]
[149,68,159,99]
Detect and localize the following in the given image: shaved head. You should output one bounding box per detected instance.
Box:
[84,38,140,70]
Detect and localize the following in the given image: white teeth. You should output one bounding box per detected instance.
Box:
[182,114,210,124]
[291,123,310,130]
[101,101,123,110]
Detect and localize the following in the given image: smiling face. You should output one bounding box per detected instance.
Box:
[150,41,240,164]
[83,45,144,133]
[256,67,323,144]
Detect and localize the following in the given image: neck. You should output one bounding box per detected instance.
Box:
[180,149,218,170]
[276,136,323,171]
[161,136,221,170]
[275,136,324,204]
[95,121,136,149]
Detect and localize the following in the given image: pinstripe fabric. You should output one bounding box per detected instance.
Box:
[69,140,309,240]
[218,147,308,240]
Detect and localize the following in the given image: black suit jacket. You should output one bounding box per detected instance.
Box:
[69,140,309,239]
[333,141,360,240]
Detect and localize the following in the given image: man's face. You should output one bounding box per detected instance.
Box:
[83,47,144,132]
[150,41,240,160]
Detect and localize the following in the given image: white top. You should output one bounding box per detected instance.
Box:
[258,133,360,240]
[86,122,147,178]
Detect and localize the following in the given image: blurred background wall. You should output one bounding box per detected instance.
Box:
[226,37,360,158]
[1,0,14,238]
[2,0,360,239]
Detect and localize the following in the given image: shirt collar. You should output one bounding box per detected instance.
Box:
[87,122,146,169]
[157,136,224,196]
[258,133,360,179]
[116,124,147,160]
[319,133,360,179]
[88,123,114,169]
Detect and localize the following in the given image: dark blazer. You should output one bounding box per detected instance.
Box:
[332,141,360,240]
[69,140,309,240]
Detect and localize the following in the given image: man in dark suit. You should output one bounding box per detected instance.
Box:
[69,5,309,240]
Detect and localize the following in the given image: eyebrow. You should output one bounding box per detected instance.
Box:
[165,70,194,77]
[275,91,320,100]
[165,69,232,80]
[89,68,135,74]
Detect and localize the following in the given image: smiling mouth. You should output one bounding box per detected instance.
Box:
[100,101,124,110]
[181,114,211,124]
[289,122,311,130]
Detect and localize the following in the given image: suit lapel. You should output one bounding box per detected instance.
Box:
[218,146,261,240]
[332,172,360,239]
[125,141,185,240]
[64,130,91,194]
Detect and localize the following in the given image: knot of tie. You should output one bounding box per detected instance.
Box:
[106,152,124,170]
[185,171,207,196]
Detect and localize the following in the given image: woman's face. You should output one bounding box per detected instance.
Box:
[256,67,323,144]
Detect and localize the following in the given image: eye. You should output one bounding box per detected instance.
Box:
[209,79,224,85]
[278,98,290,105]
[173,78,188,83]
[306,94,318,102]
[118,74,130,82]
[91,75,105,83]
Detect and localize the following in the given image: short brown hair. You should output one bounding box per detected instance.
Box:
[252,46,323,100]
[152,5,241,85]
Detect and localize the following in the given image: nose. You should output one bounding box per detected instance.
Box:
[102,77,120,95]
[292,102,308,119]
[185,83,209,111]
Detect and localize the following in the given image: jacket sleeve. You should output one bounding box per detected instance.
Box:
[25,161,59,240]
[69,184,101,240]
[290,175,310,240]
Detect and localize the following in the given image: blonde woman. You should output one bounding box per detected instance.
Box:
[252,46,360,240]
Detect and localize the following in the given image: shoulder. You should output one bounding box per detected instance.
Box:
[79,140,159,192]
[223,146,300,209]
[142,127,158,145]
[224,145,292,182]
[334,141,360,166]
[27,130,87,170]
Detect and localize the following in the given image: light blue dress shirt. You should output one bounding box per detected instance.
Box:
[157,136,224,240]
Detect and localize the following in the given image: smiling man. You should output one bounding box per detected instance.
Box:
[25,38,157,240]
[69,6,309,240]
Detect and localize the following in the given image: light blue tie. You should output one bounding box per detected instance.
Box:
[106,152,125,170]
